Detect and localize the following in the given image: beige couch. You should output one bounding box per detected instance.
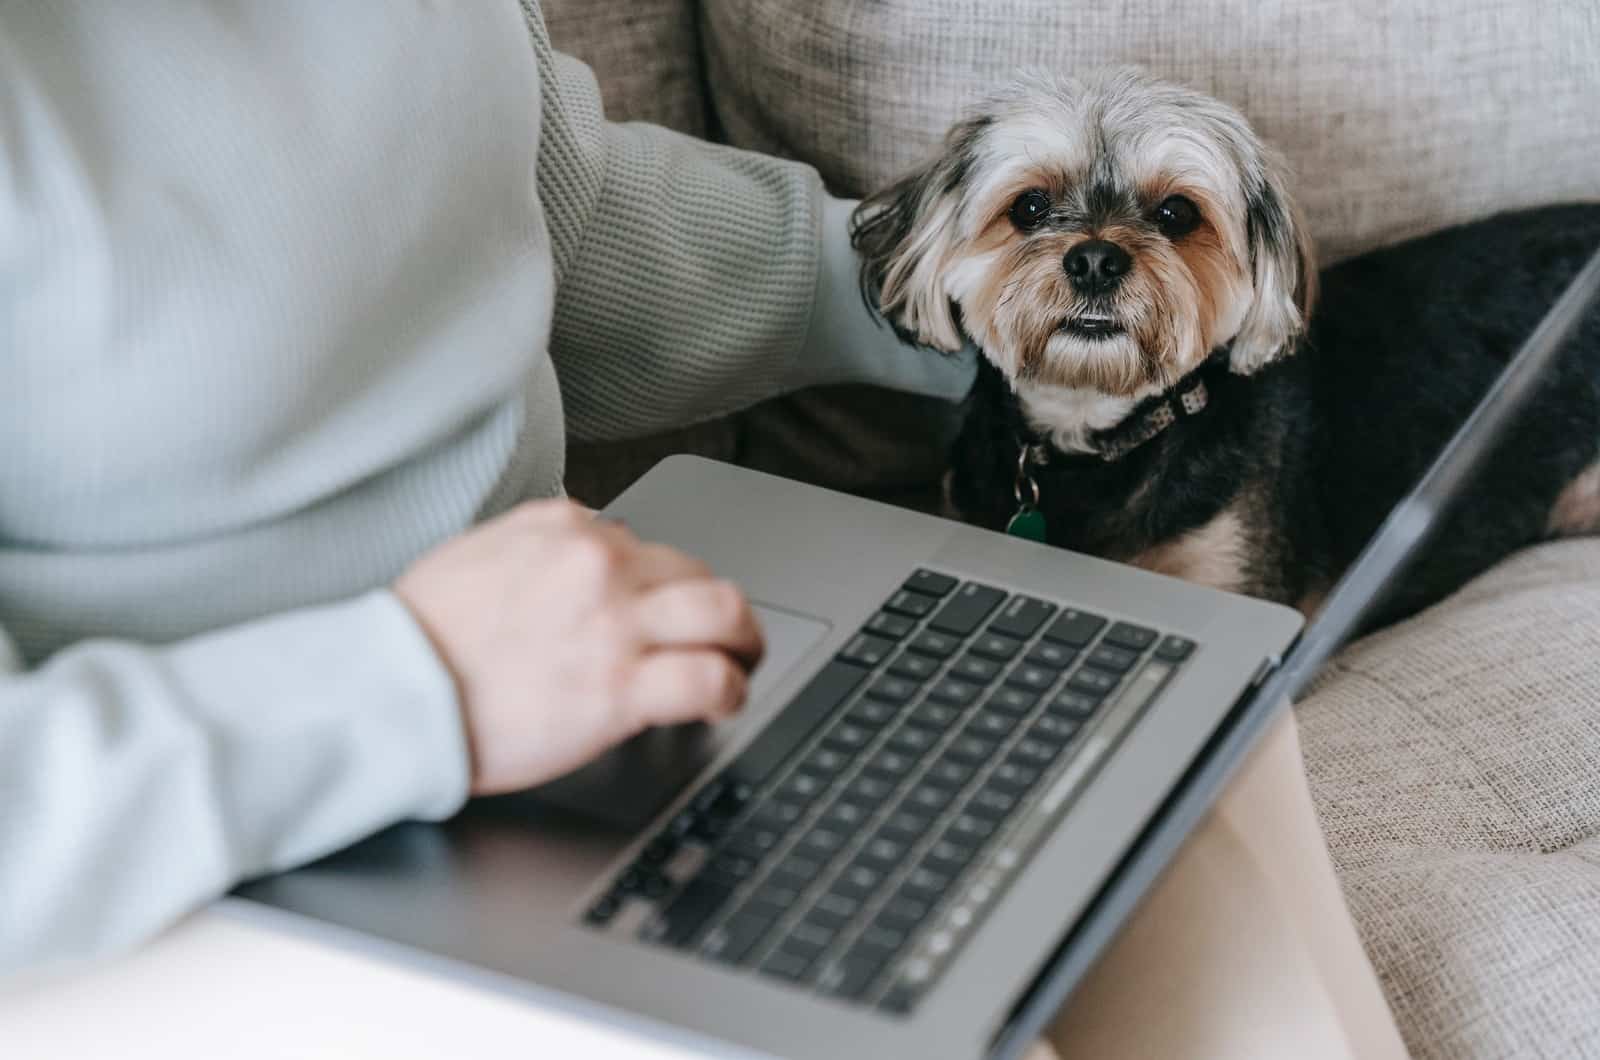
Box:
[546,2,1600,1055]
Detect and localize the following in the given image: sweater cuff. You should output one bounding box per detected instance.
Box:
[794,193,979,401]
[359,590,473,823]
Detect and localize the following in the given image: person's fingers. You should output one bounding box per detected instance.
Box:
[622,649,749,729]
[494,497,594,531]
[627,541,715,590]
[630,578,765,668]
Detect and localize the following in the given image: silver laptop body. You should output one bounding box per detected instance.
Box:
[237,247,1600,1060]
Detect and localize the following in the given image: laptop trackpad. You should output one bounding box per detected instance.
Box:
[524,603,830,831]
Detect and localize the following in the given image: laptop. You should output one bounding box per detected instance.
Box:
[236,245,1600,1060]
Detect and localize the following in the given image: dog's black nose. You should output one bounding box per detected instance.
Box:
[1064,239,1132,294]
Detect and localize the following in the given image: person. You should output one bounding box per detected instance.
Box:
[0,2,1408,1055]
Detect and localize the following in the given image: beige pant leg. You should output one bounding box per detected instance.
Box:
[1029,711,1408,1060]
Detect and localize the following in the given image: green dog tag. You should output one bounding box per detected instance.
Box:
[1006,506,1047,542]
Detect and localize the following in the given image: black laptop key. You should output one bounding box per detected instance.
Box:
[864,749,918,780]
[907,631,960,659]
[745,884,801,919]
[923,840,975,874]
[819,951,890,1001]
[1068,668,1119,697]
[950,654,1002,683]
[833,864,885,899]
[888,651,940,681]
[843,774,897,806]
[771,855,822,889]
[1026,641,1077,670]
[1008,738,1060,768]
[987,762,1040,794]
[899,867,952,903]
[928,677,981,707]
[821,801,871,831]
[786,921,838,956]
[747,800,805,833]
[944,734,998,763]
[1085,643,1140,673]
[888,726,939,756]
[883,590,937,619]
[1030,713,1080,745]
[797,828,847,859]
[585,892,622,925]
[802,747,852,777]
[848,698,899,727]
[857,836,908,868]
[926,760,975,789]
[760,948,815,982]
[1042,608,1107,647]
[904,569,958,597]
[876,896,930,931]
[947,813,997,844]
[866,676,918,704]
[878,810,933,843]
[906,782,956,814]
[722,659,867,788]
[813,892,861,924]
[1104,621,1158,651]
[1049,690,1102,719]
[907,701,961,730]
[722,827,782,862]
[822,722,874,754]
[987,595,1057,639]
[986,687,1038,716]
[865,612,916,640]
[1156,634,1197,661]
[1005,664,1057,692]
[703,912,774,965]
[645,874,734,948]
[967,788,1018,819]
[839,633,895,668]
[705,852,759,885]
[928,582,1007,637]
[782,771,828,803]
[969,632,1023,662]
[880,981,923,1015]
[968,710,1018,739]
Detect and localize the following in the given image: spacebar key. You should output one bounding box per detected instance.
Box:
[722,660,869,789]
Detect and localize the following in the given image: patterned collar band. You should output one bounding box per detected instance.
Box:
[1020,351,1221,467]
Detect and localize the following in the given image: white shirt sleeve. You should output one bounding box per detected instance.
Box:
[0,591,469,977]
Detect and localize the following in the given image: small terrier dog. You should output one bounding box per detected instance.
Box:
[852,68,1600,624]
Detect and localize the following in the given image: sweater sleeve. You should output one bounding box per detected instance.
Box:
[0,591,469,976]
[521,2,976,444]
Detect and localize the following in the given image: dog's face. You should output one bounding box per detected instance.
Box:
[854,68,1316,405]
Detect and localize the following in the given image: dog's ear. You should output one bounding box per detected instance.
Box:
[849,122,982,354]
[1228,149,1317,375]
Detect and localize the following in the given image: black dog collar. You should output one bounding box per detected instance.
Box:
[1005,352,1222,540]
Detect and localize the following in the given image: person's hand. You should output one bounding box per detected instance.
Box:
[393,499,764,796]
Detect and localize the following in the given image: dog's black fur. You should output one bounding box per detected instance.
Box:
[947,204,1600,627]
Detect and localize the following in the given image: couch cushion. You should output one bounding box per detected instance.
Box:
[1298,538,1600,1058]
[544,0,707,136]
[702,0,1600,262]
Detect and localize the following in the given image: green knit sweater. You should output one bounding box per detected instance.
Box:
[0,0,973,973]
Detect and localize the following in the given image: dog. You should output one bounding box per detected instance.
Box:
[851,67,1600,626]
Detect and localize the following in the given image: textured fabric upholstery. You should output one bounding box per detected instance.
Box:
[701,0,1600,263]
[1299,539,1600,1058]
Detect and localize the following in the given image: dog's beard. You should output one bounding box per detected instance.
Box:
[950,231,1245,398]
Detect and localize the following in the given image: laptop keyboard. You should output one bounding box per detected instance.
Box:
[582,570,1197,1015]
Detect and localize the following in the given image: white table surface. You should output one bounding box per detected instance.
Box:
[0,906,706,1060]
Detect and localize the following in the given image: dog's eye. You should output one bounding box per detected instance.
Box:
[1153,195,1201,238]
[1008,189,1052,232]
